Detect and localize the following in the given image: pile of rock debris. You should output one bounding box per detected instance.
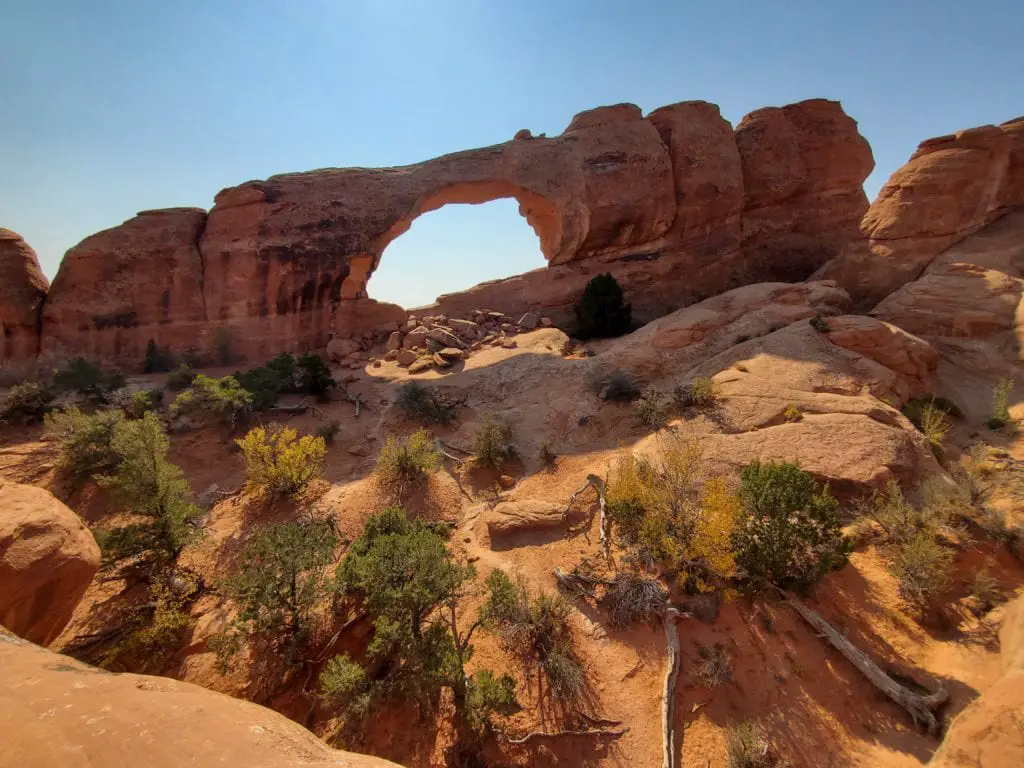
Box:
[327,310,553,374]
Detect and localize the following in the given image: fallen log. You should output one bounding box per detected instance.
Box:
[661,607,689,768]
[564,474,611,558]
[269,398,326,419]
[552,567,610,599]
[780,588,948,735]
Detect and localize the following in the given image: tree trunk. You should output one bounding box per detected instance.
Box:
[782,590,947,735]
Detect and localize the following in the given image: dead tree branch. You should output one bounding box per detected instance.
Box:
[565,473,611,558]
[553,567,610,599]
[779,587,948,735]
[503,725,628,745]
[269,398,326,419]
[662,607,690,768]
[434,439,465,464]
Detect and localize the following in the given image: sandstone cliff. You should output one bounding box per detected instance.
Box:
[0,229,48,362]
[9,97,871,366]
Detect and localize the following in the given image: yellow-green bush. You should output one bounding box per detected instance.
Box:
[236,424,326,498]
[374,428,441,497]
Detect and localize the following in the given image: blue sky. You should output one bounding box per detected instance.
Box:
[3,1,1022,308]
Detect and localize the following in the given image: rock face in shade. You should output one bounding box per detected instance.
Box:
[0,631,403,768]
[40,208,207,365]
[814,117,1024,308]
[0,228,49,362]
[34,97,873,365]
[0,480,100,646]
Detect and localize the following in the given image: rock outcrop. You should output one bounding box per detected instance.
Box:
[40,208,207,364]
[929,596,1024,768]
[0,228,49,362]
[815,116,1024,308]
[0,630,402,768]
[30,97,872,366]
[0,480,100,646]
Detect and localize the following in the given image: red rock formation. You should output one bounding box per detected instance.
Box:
[0,631,403,768]
[0,228,49,362]
[0,480,100,646]
[815,117,1024,307]
[34,97,873,365]
[736,99,874,280]
[40,208,207,364]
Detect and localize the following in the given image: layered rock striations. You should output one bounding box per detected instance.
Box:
[6,97,872,366]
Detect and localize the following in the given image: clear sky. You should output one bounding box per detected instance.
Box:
[3,1,1022,308]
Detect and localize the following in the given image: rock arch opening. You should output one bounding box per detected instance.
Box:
[368,196,549,310]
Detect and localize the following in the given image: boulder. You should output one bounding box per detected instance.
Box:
[517,312,539,330]
[483,500,574,538]
[0,632,401,768]
[385,331,402,351]
[825,315,938,393]
[448,318,482,338]
[0,229,49,362]
[395,349,417,367]
[427,326,465,349]
[408,357,434,374]
[326,337,360,362]
[403,326,430,349]
[0,481,100,645]
[436,347,465,360]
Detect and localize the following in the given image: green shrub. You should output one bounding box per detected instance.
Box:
[989,378,1014,429]
[235,354,295,410]
[733,461,851,593]
[888,531,954,614]
[316,420,341,443]
[902,394,962,423]
[539,441,558,468]
[213,327,235,365]
[592,368,641,402]
[782,404,802,423]
[465,669,518,735]
[53,357,126,402]
[128,388,164,418]
[395,381,462,424]
[165,364,196,392]
[375,429,442,496]
[143,340,175,374]
[235,425,326,498]
[214,516,338,669]
[1,380,54,424]
[296,353,335,397]
[674,376,717,409]
[44,407,125,485]
[863,479,954,544]
[809,313,830,333]
[95,413,203,570]
[336,508,477,708]
[574,272,632,339]
[169,375,253,426]
[726,720,780,768]
[968,567,1005,615]
[480,570,584,703]
[319,653,370,708]
[634,388,672,429]
[473,417,516,468]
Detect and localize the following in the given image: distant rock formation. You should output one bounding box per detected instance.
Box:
[3,97,872,367]
[0,229,49,363]
[815,117,1024,308]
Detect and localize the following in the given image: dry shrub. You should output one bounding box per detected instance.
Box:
[889,532,954,615]
[473,416,516,468]
[634,387,672,429]
[606,437,738,588]
[600,573,666,629]
[727,720,784,768]
[375,428,441,497]
[694,642,733,688]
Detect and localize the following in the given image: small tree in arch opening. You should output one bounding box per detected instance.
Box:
[575,273,632,338]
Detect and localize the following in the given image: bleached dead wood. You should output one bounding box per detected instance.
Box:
[661,607,689,768]
[269,397,326,419]
[552,567,610,599]
[433,439,465,464]
[780,588,947,734]
[503,723,628,745]
[565,473,611,558]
